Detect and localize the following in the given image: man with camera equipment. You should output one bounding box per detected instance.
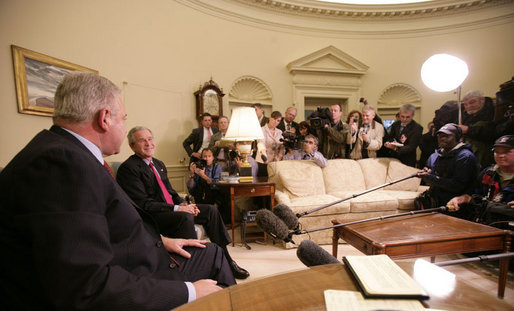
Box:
[446,135,514,228]
[283,134,328,168]
[347,105,384,160]
[384,104,423,167]
[313,104,350,159]
[416,123,479,210]
[183,113,219,163]
[117,127,249,279]
[277,107,299,134]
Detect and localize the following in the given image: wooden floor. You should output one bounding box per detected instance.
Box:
[227,232,514,306]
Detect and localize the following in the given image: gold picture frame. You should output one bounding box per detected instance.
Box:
[11,45,98,117]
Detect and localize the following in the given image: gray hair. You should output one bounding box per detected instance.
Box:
[463,90,484,101]
[53,72,121,123]
[127,126,153,146]
[399,104,416,115]
[362,104,376,114]
[305,134,319,146]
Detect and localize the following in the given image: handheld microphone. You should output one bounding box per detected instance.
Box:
[255,209,292,242]
[296,240,340,267]
[273,204,299,230]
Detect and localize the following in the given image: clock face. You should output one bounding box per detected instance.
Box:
[203,90,220,115]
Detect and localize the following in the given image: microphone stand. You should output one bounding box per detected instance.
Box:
[296,173,420,218]
[435,252,514,267]
[290,206,446,238]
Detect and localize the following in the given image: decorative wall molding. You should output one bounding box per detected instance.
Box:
[378,83,422,107]
[167,165,189,195]
[175,0,514,37]
[234,0,511,21]
[288,46,368,115]
[229,75,273,102]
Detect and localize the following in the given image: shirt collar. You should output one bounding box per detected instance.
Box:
[61,127,103,164]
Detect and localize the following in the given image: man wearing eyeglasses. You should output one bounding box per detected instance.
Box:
[283,134,328,168]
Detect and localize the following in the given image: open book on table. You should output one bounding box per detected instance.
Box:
[343,254,429,300]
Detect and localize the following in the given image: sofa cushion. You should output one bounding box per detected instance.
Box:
[357,158,390,189]
[288,194,350,216]
[381,190,421,210]
[323,159,366,194]
[384,159,422,191]
[329,190,398,213]
[278,161,325,198]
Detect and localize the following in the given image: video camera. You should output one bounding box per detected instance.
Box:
[194,159,207,169]
[309,107,332,130]
[280,132,304,150]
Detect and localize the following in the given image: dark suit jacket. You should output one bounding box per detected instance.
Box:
[0,126,188,310]
[116,154,183,213]
[182,127,219,156]
[277,119,299,133]
[385,120,423,167]
[259,116,269,127]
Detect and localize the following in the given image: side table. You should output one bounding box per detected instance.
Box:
[215,179,275,247]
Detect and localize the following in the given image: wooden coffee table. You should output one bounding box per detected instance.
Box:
[332,212,512,298]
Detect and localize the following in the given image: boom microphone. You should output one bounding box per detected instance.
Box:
[297,240,340,267]
[255,209,291,242]
[273,204,299,230]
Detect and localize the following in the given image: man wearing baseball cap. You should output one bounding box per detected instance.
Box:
[416,123,479,209]
[447,135,514,227]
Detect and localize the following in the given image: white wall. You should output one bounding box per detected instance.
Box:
[1,0,512,166]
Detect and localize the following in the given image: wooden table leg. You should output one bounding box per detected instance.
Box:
[498,232,512,298]
[332,228,339,258]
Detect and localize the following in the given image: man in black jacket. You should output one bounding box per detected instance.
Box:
[0,73,234,310]
[384,104,423,167]
[417,123,479,208]
[117,126,249,279]
[182,113,219,163]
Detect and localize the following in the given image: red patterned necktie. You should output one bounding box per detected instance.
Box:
[103,161,114,178]
[149,162,174,205]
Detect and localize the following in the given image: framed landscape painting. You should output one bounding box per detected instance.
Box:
[11,45,98,117]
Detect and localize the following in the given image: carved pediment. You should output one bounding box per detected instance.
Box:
[287,45,369,75]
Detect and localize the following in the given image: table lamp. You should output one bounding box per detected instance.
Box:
[224,107,264,182]
[421,53,469,124]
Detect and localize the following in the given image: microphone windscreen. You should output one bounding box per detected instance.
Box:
[255,209,289,241]
[296,240,340,267]
[273,204,299,230]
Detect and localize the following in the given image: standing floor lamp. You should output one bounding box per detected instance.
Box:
[421,53,469,124]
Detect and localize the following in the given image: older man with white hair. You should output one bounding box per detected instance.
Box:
[459,90,496,169]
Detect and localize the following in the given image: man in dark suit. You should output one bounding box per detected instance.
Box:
[0,73,235,310]
[277,106,299,134]
[117,126,249,279]
[384,104,423,167]
[182,113,219,163]
[252,103,269,126]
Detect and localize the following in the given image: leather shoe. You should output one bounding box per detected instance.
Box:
[230,260,249,279]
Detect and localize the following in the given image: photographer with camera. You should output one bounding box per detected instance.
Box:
[257,111,285,163]
[312,104,350,159]
[283,134,328,168]
[347,105,384,160]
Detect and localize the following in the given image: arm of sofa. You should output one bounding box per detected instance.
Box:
[417,185,429,192]
[274,190,291,205]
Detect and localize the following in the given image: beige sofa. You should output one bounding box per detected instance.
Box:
[267,158,428,246]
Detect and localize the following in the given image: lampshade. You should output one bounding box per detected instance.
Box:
[421,54,469,92]
[225,107,264,141]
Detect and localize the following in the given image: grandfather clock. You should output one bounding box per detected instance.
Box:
[194,79,225,126]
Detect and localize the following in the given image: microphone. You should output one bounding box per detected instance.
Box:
[296,240,340,267]
[273,204,299,230]
[255,209,291,242]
